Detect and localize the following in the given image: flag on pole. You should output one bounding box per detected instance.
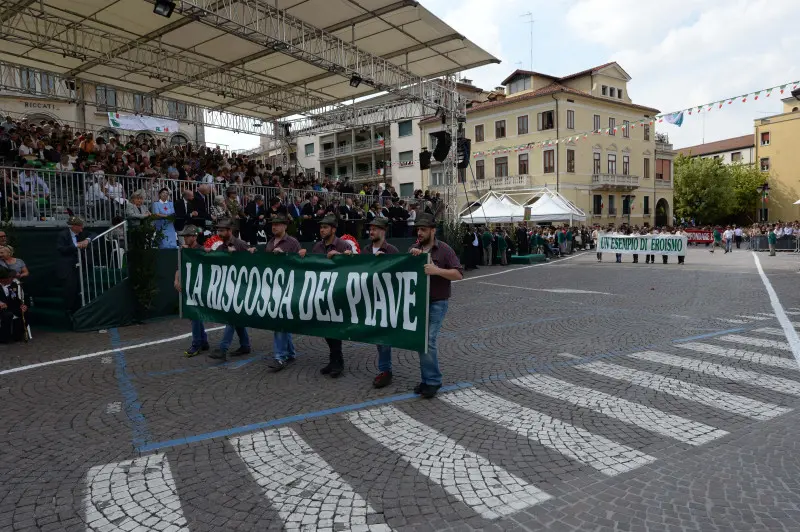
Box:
[662,111,684,127]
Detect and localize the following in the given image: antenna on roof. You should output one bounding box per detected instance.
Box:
[521,12,534,71]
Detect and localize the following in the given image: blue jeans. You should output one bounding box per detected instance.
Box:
[377,345,392,373]
[219,325,250,351]
[273,332,297,361]
[725,239,733,252]
[419,300,449,386]
[191,320,207,348]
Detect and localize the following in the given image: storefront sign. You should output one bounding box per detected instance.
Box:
[20,101,61,110]
[179,249,430,352]
[597,234,687,256]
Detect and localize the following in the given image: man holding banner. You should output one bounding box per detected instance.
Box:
[311,214,352,378]
[175,225,209,358]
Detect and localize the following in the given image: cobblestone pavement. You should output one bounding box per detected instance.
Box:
[4,248,800,531]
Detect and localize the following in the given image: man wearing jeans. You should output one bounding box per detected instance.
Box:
[174,225,209,357]
[362,217,399,389]
[265,214,307,371]
[408,213,463,398]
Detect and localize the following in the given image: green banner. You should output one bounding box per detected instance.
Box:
[179,249,430,352]
[597,233,687,256]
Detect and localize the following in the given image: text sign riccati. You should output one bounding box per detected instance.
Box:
[597,234,687,256]
[180,249,430,352]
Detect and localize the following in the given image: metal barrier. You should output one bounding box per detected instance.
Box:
[1,166,409,227]
[77,220,129,306]
[748,234,800,252]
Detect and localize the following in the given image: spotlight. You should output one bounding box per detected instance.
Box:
[153,0,176,18]
[349,74,362,88]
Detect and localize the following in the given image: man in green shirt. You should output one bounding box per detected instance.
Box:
[482,227,493,265]
[710,227,722,253]
[768,225,777,256]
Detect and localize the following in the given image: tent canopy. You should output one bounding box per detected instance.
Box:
[523,188,586,223]
[459,191,524,224]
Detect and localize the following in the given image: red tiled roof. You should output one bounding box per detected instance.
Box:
[500,69,557,86]
[676,134,754,157]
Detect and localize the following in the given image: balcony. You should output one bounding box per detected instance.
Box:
[350,167,392,184]
[319,138,391,160]
[591,173,640,190]
[655,178,672,188]
[468,175,534,192]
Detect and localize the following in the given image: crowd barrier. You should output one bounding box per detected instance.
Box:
[747,235,800,252]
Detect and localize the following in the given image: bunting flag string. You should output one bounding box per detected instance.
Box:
[469,79,800,159]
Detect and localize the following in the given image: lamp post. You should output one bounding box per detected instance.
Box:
[757,182,770,222]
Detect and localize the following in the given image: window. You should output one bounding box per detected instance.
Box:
[608,195,616,215]
[644,196,650,215]
[431,171,443,186]
[304,143,315,156]
[608,153,617,174]
[134,94,153,114]
[760,157,770,171]
[623,120,630,138]
[643,157,651,178]
[731,151,742,163]
[602,85,608,96]
[495,120,506,139]
[610,87,616,98]
[622,195,631,216]
[167,100,187,119]
[169,134,189,146]
[518,153,529,174]
[608,117,616,136]
[543,149,555,173]
[41,73,56,95]
[760,131,770,146]
[338,166,349,176]
[399,150,414,167]
[593,114,601,132]
[622,155,629,175]
[95,86,117,110]
[593,152,601,174]
[476,159,485,179]
[517,115,529,135]
[20,69,36,92]
[495,156,508,177]
[567,149,575,173]
[618,88,624,99]
[593,195,603,215]
[644,124,651,141]
[398,120,413,137]
[475,124,484,142]
[508,76,531,94]
[400,183,414,197]
[567,110,575,130]
[537,111,555,131]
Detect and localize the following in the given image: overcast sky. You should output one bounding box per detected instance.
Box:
[205,0,800,152]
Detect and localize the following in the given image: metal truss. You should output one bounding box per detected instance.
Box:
[0,2,333,115]
[176,0,465,119]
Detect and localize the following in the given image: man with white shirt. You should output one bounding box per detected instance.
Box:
[734,225,743,249]
[723,226,734,254]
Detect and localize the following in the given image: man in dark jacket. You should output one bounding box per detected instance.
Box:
[0,267,28,343]
[243,194,267,245]
[56,216,92,315]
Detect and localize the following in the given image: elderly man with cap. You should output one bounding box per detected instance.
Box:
[361,217,400,388]
[407,213,463,398]
[310,214,352,377]
[265,214,307,371]
[56,216,92,315]
[209,218,255,361]
[174,225,210,357]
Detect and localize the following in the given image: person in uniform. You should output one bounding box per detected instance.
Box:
[174,225,210,357]
[208,219,256,361]
[362,218,400,388]
[265,214,307,371]
[310,214,352,377]
[0,267,28,343]
[406,213,463,398]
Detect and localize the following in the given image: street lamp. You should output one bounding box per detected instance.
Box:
[757,182,770,222]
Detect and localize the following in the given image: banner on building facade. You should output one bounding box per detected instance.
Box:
[179,249,430,352]
[107,112,180,133]
[684,229,713,244]
[597,234,687,256]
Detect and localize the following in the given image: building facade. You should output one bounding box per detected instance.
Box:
[753,96,800,222]
[676,134,755,165]
[421,62,674,227]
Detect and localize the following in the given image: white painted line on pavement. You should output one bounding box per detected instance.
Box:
[454,252,583,283]
[752,252,800,367]
[679,342,799,371]
[231,427,392,531]
[753,327,793,337]
[713,318,749,324]
[717,334,791,352]
[628,351,800,397]
[0,326,226,376]
[511,374,728,446]
[736,315,771,321]
[440,388,654,475]
[577,361,789,420]
[84,454,188,532]
[348,406,552,519]
[478,282,613,295]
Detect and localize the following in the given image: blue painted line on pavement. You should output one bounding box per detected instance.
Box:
[136,381,473,453]
[109,328,151,450]
[672,327,746,343]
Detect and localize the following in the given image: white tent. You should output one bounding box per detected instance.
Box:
[523,188,587,223]
[459,191,525,224]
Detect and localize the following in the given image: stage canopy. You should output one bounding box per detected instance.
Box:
[460,191,524,224]
[523,189,587,223]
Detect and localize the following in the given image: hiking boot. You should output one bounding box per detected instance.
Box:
[419,383,442,399]
[208,349,229,361]
[184,345,202,358]
[231,346,251,357]
[268,358,294,372]
[373,371,393,389]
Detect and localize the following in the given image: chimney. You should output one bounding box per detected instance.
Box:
[495,86,505,92]
[459,78,473,86]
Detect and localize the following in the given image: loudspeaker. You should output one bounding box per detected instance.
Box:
[456,138,471,169]
[431,131,451,162]
[419,149,432,170]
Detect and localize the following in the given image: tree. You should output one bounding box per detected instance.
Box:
[674,155,734,224]
[729,163,767,223]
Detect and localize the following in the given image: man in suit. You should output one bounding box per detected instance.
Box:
[338,197,361,237]
[0,267,27,343]
[56,216,92,315]
[191,184,212,230]
[173,189,194,235]
[243,194,266,245]
[516,224,529,255]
